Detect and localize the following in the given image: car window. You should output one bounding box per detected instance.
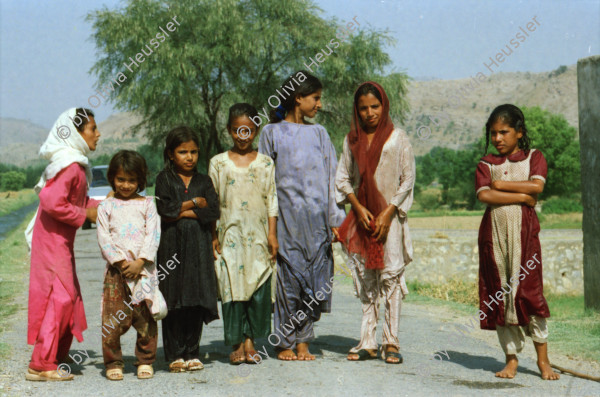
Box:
[91,168,110,187]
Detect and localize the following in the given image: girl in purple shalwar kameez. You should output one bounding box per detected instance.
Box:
[258,71,345,361]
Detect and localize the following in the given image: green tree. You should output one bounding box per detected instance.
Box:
[88,0,409,167]
[137,143,164,184]
[1,171,26,191]
[509,106,580,198]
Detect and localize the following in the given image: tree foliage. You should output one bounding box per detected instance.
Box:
[0,171,26,192]
[87,0,409,167]
[415,106,581,210]
[520,106,580,198]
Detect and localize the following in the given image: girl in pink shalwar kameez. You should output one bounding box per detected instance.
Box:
[25,108,101,381]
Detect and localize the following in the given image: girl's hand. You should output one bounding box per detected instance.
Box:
[491,180,503,191]
[86,207,97,223]
[373,205,396,243]
[114,260,125,272]
[523,193,537,207]
[122,259,144,279]
[194,197,208,208]
[267,233,279,260]
[177,210,197,219]
[353,204,374,232]
[331,227,340,242]
[212,237,221,259]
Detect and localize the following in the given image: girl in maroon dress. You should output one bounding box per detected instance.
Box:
[476,104,559,380]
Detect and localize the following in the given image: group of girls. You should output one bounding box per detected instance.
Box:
[25,70,558,382]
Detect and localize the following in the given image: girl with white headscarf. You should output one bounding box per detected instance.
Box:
[25,108,101,381]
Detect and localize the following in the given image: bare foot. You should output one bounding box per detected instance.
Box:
[495,354,518,379]
[296,342,315,361]
[229,343,246,365]
[244,338,260,363]
[277,349,297,361]
[537,360,560,380]
[534,341,559,380]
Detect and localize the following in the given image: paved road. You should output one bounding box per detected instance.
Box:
[0,228,598,396]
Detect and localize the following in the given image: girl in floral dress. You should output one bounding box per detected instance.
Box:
[209,103,278,365]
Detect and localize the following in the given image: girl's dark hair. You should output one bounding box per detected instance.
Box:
[353,83,383,126]
[163,126,200,172]
[107,150,148,192]
[73,108,95,132]
[484,104,531,154]
[269,70,323,123]
[227,103,259,128]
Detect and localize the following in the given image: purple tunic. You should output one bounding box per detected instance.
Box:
[259,121,345,347]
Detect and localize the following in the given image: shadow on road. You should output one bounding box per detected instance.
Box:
[445,350,540,377]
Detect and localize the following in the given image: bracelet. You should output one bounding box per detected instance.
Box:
[192,198,198,208]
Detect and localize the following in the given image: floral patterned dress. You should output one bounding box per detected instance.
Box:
[208,152,278,303]
[96,196,162,315]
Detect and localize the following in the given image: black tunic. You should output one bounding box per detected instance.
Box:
[156,169,220,323]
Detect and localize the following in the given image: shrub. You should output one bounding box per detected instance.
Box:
[446,187,466,209]
[542,196,583,214]
[418,190,441,211]
[0,171,26,191]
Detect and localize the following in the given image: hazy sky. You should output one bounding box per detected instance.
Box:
[1,0,598,128]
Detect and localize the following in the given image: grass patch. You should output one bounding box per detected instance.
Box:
[0,212,33,358]
[0,189,38,216]
[544,293,600,362]
[407,211,581,230]
[538,213,582,229]
[406,279,599,362]
[407,278,479,306]
[410,210,485,218]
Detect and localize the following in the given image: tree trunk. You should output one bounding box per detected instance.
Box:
[577,55,600,311]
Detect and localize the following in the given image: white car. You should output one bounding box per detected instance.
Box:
[82,165,146,229]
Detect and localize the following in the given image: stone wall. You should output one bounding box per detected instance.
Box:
[334,229,584,294]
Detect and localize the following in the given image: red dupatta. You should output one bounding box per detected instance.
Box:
[337,82,394,269]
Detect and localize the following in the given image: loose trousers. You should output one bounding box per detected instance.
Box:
[222,276,272,346]
[29,277,75,371]
[496,315,548,355]
[348,253,404,352]
[162,307,210,362]
[102,267,157,370]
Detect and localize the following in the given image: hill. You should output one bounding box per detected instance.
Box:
[0,113,148,167]
[400,65,577,155]
[0,64,578,165]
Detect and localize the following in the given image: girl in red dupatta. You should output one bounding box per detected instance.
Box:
[335,82,415,364]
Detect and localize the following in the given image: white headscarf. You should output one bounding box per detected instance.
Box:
[25,108,95,249]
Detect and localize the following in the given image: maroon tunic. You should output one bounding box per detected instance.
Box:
[475,149,550,330]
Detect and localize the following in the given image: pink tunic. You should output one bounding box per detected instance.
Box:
[28,163,99,345]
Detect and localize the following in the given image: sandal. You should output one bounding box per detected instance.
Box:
[383,351,403,364]
[106,368,123,381]
[185,358,204,371]
[347,349,377,361]
[137,364,153,379]
[26,368,74,381]
[245,350,260,364]
[169,358,187,373]
[230,351,246,365]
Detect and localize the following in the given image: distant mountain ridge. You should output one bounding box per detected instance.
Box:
[0,113,148,166]
[0,64,578,165]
